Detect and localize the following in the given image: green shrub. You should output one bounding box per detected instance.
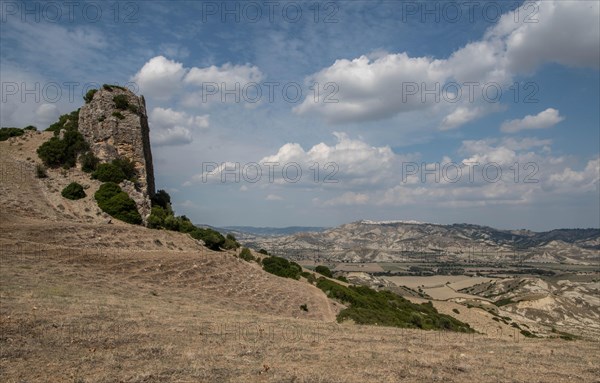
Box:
[46,110,79,133]
[337,275,349,283]
[92,163,126,183]
[190,228,226,251]
[112,112,125,120]
[0,127,25,141]
[80,152,100,173]
[163,215,180,231]
[94,182,121,201]
[315,278,473,332]
[103,84,127,91]
[315,265,333,278]
[84,89,97,103]
[128,103,139,114]
[258,249,269,255]
[178,217,196,233]
[61,182,86,200]
[147,205,167,229]
[239,247,255,262]
[452,308,460,314]
[262,256,302,280]
[111,157,137,180]
[113,94,129,110]
[94,183,141,225]
[151,189,171,209]
[223,234,240,250]
[35,164,47,178]
[38,110,87,168]
[37,129,88,168]
[24,125,37,131]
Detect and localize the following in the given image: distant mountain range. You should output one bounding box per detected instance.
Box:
[220,226,327,238]
[235,220,600,264]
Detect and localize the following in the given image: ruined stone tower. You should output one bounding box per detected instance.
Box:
[78,85,155,222]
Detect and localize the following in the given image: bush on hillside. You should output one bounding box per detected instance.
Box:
[315,265,333,278]
[0,127,25,141]
[239,247,255,262]
[61,182,86,200]
[223,234,240,250]
[46,110,79,133]
[92,163,126,183]
[38,110,88,168]
[151,189,171,209]
[262,256,302,280]
[189,227,226,251]
[94,182,142,225]
[315,278,472,332]
[80,152,100,173]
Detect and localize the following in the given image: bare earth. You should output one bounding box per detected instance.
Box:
[1,133,599,382]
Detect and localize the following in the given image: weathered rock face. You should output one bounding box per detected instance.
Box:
[78,86,155,222]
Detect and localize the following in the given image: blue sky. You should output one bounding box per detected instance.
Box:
[1,0,599,230]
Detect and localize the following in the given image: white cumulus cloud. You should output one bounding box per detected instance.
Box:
[500,108,564,133]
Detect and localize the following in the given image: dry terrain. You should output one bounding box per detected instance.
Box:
[1,133,599,382]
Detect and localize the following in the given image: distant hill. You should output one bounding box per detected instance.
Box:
[240,220,600,264]
[221,226,327,237]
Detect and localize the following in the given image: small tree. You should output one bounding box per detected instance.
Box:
[61,182,86,200]
[80,152,100,173]
[315,265,333,278]
[239,247,255,262]
[92,163,126,183]
[151,189,171,209]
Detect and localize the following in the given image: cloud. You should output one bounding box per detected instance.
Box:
[152,126,193,147]
[547,158,600,193]
[500,108,564,133]
[34,104,61,128]
[185,63,264,86]
[493,0,600,73]
[266,194,283,201]
[149,107,209,147]
[295,1,599,127]
[293,53,445,123]
[132,56,187,100]
[441,106,490,130]
[259,132,400,186]
[132,56,265,106]
[322,192,369,206]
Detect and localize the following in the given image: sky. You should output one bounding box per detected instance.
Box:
[1,0,599,230]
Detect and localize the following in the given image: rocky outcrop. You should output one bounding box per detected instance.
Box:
[78,86,155,222]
